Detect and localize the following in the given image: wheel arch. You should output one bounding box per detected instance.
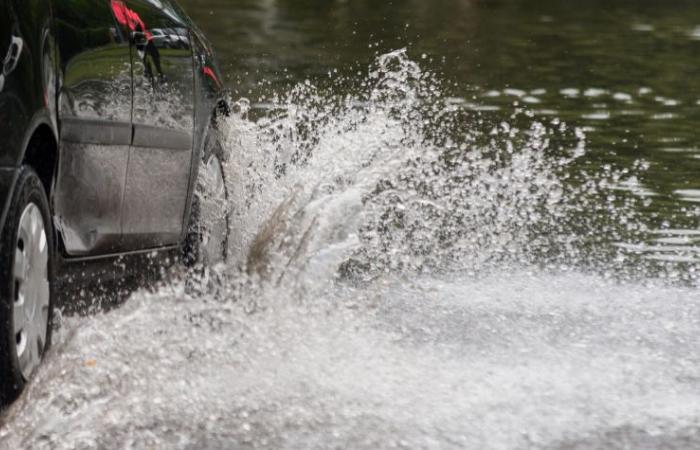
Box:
[0,117,58,240]
[21,121,58,200]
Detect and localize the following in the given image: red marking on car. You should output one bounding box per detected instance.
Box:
[110,0,153,40]
[202,66,221,88]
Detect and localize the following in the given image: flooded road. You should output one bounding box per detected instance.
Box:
[3,272,700,449]
[3,0,700,448]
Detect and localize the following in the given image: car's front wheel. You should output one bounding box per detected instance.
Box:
[0,167,54,405]
[183,153,230,268]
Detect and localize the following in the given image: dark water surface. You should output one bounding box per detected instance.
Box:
[182,0,700,271]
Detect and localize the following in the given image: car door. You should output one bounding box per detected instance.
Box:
[52,0,134,256]
[118,0,196,250]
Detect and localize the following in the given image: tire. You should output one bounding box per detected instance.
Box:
[0,166,54,405]
[182,153,230,268]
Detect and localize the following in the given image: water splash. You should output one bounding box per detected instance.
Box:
[219,48,658,288]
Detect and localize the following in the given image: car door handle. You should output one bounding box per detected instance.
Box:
[3,35,23,76]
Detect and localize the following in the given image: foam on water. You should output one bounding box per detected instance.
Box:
[1,50,699,449]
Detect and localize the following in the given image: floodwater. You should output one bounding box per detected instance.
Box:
[2,0,700,448]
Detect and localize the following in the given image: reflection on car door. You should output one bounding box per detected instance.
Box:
[119,0,196,250]
[53,0,133,256]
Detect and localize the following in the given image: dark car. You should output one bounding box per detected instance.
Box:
[0,0,230,404]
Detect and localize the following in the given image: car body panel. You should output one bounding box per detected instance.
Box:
[118,0,196,250]
[1,0,59,163]
[52,0,134,256]
[0,0,57,235]
[0,0,228,276]
[0,2,28,169]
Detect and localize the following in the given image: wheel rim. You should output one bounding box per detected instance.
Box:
[198,156,228,265]
[13,203,50,380]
